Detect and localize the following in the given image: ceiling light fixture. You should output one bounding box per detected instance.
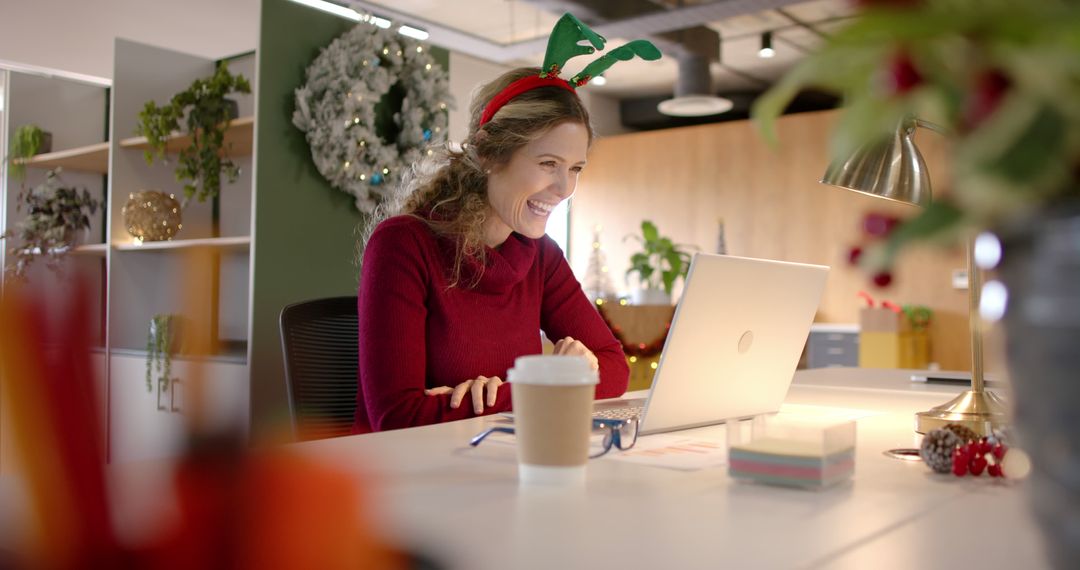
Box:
[759,31,775,58]
[287,0,362,21]
[398,24,429,40]
[658,53,733,117]
[591,75,607,86]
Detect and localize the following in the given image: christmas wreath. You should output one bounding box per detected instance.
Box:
[293,20,453,213]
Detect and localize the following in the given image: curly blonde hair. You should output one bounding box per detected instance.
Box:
[358,67,594,287]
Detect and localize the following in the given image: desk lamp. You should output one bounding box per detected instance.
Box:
[821,118,1008,436]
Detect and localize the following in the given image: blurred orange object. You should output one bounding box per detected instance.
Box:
[1,271,404,569]
[0,280,120,567]
[137,437,402,569]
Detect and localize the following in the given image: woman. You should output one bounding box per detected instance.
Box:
[353,66,630,433]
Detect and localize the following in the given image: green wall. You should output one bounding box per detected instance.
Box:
[251,0,448,436]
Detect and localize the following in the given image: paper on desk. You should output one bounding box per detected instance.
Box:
[603,434,729,471]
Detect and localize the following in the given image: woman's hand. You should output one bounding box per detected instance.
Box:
[553,336,599,371]
[424,375,504,414]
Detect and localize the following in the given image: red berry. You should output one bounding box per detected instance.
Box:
[988,463,1003,478]
[952,458,968,477]
[963,69,1011,132]
[862,213,901,237]
[970,455,988,476]
[992,443,1006,460]
[979,439,993,455]
[848,246,863,266]
[872,271,893,288]
[884,51,923,95]
[952,446,969,468]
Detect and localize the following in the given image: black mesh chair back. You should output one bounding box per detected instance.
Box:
[279,296,359,441]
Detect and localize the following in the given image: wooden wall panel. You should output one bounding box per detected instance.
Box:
[570,110,980,371]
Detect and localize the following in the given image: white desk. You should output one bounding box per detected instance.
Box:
[0,368,1051,569]
[284,368,1047,569]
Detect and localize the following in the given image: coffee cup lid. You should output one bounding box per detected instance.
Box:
[507,355,599,386]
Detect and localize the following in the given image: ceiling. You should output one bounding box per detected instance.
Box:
[351,0,855,97]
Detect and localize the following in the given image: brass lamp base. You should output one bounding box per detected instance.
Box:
[915,389,1009,436]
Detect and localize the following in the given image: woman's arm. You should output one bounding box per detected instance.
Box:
[358,220,510,431]
[538,239,629,399]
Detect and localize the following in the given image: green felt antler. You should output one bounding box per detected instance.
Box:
[570,40,662,87]
[541,13,607,78]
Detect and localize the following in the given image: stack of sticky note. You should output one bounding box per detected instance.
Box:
[728,418,856,489]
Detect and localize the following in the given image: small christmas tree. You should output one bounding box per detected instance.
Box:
[583,225,617,302]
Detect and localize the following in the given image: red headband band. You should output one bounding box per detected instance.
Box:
[478,75,577,127]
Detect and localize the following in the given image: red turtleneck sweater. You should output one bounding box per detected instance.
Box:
[353,215,629,433]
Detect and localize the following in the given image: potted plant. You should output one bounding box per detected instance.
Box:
[752,1,1080,566]
[146,313,178,397]
[7,124,53,182]
[135,62,251,204]
[624,220,694,305]
[0,168,99,279]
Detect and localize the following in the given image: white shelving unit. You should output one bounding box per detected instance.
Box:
[1,67,110,473]
[104,39,256,462]
[1,42,258,467]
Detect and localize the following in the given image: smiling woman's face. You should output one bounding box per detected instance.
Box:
[482,121,590,247]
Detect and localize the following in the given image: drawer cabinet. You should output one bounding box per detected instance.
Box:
[806,330,860,368]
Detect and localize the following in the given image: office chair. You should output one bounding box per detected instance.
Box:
[279,296,359,441]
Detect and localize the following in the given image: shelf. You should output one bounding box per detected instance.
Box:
[110,346,248,365]
[16,142,111,174]
[119,116,254,157]
[24,243,108,256]
[113,236,250,252]
[74,243,109,256]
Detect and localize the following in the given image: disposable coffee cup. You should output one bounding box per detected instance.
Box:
[507,355,598,485]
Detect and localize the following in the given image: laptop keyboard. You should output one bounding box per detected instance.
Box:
[593,406,644,421]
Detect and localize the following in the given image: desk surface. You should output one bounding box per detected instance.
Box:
[1,368,1049,569]
[293,368,1047,569]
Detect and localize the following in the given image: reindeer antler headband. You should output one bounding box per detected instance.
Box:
[478,13,662,127]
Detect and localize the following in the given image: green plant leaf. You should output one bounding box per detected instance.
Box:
[661,270,677,296]
[877,201,964,269]
[985,102,1066,184]
[641,220,659,243]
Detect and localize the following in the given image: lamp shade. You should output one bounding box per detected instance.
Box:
[820,121,931,207]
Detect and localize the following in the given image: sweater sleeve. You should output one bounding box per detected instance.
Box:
[357,220,510,431]
[538,238,629,399]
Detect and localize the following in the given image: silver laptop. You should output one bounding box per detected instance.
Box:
[595,253,829,435]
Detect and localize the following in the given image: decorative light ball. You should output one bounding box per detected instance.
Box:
[123,191,182,241]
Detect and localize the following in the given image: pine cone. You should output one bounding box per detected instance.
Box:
[920,428,962,474]
[943,423,979,444]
